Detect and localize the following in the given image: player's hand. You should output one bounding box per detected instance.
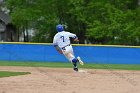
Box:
[74,38,79,42]
[58,50,63,54]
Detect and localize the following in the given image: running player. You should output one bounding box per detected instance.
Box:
[53,24,84,72]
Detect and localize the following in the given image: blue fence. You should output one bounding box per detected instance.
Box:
[0,42,140,64]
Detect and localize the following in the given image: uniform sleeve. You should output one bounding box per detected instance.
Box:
[53,35,58,46]
[68,32,78,39]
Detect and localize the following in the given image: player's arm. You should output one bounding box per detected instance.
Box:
[68,32,79,42]
[54,45,63,54]
[53,36,63,54]
[73,36,79,42]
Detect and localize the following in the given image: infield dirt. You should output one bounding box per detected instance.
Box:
[0,66,140,93]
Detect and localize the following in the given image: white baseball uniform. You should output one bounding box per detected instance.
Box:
[53,31,77,62]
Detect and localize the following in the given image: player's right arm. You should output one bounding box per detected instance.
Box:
[54,45,63,54]
[53,35,63,54]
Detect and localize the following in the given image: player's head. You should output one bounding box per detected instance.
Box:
[56,24,64,32]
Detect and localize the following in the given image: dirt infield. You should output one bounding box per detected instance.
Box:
[0,66,140,93]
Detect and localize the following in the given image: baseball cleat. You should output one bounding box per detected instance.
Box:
[77,56,84,65]
[73,67,78,72]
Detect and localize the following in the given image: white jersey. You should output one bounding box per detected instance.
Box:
[53,31,77,48]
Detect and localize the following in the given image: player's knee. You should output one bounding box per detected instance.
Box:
[72,58,77,63]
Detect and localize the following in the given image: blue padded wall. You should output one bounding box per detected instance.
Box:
[0,43,140,64]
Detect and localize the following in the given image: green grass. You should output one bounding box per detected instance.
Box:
[0,71,31,78]
[0,61,140,70]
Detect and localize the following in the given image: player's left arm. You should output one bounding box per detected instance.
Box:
[73,36,79,42]
[68,33,79,42]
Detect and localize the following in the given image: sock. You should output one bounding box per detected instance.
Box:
[72,58,78,68]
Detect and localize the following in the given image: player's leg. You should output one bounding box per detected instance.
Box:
[77,56,84,65]
[70,46,84,65]
[62,45,79,71]
[64,53,78,72]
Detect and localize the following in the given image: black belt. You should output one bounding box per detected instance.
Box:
[61,44,70,50]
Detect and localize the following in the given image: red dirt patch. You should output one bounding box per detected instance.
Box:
[0,66,140,93]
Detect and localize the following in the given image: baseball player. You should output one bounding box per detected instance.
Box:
[53,24,84,72]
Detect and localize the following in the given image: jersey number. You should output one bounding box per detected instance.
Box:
[60,36,65,42]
